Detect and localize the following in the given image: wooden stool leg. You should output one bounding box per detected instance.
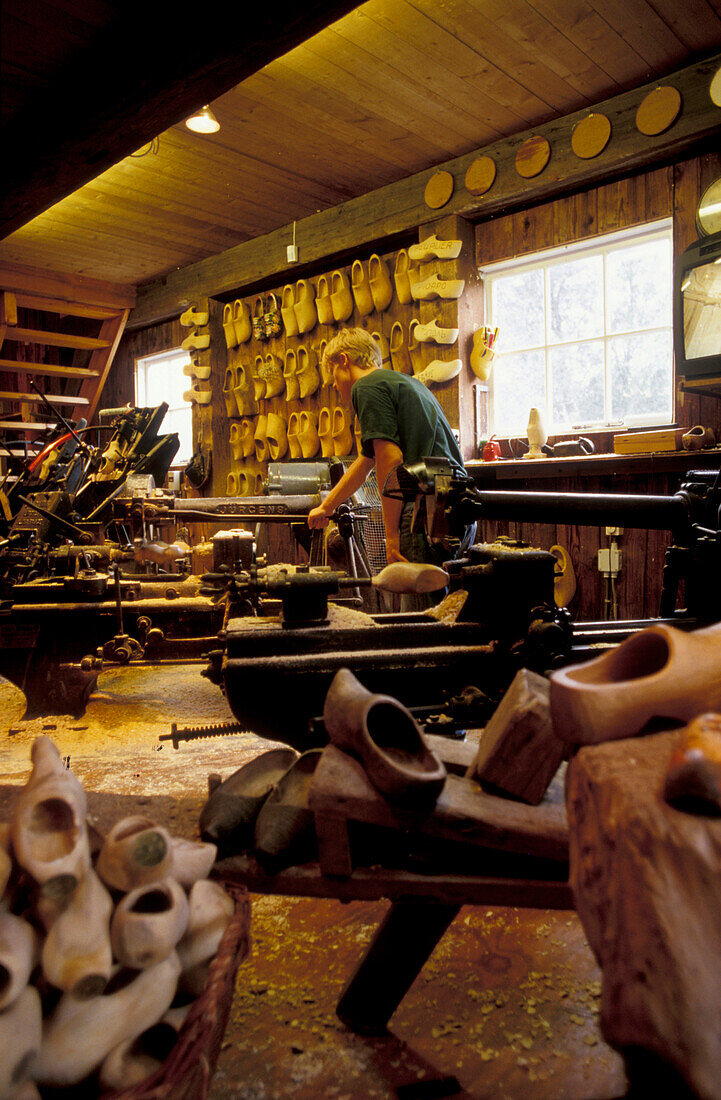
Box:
[336,899,460,1035]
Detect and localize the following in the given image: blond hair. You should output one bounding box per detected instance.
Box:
[322,327,382,374]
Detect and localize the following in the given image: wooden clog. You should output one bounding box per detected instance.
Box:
[316,276,334,325]
[254,751,323,869]
[32,952,181,1087]
[254,414,269,462]
[222,303,238,349]
[294,280,317,334]
[332,407,353,456]
[200,747,299,851]
[408,319,422,374]
[41,867,112,998]
[233,299,252,344]
[550,543,577,608]
[226,471,239,496]
[229,422,242,462]
[96,815,173,893]
[322,669,447,806]
[298,411,320,459]
[12,736,90,889]
[318,407,334,458]
[281,285,299,336]
[413,318,459,345]
[408,234,462,262]
[287,412,302,459]
[179,306,209,328]
[0,986,42,1099]
[263,292,282,339]
[251,296,266,342]
[369,253,393,311]
[234,363,255,416]
[0,912,38,1010]
[351,259,374,316]
[331,271,353,323]
[263,352,285,399]
[415,359,462,386]
[177,880,235,997]
[317,339,333,385]
[111,878,189,969]
[550,621,721,746]
[394,249,413,305]
[410,273,465,301]
[99,1007,188,1092]
[252,355,266,401]
[389,321,412,374]
[239,417,255,458]
[266,412,288,461]
[223,366,238,418]
[297,345,320,398]
[371,330,390,366]
[283,349,300,401]
[470,328,495,380]
[170,837,217,886]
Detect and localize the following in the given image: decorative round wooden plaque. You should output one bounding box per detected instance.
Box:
[636,86,682,136]
[515,135,551,179]
[571,113,611,159]
[464,155,497,196]
[424,170,454,209]
[710,64,721,107]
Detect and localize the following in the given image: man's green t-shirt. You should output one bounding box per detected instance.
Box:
[351,369,465,472]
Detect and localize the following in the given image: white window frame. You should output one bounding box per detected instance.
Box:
[134,347,193,466]
[481,219,674,438]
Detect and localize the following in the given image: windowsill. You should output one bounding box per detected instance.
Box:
[466,446,721,481]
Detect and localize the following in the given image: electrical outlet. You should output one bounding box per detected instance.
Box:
[286,244,298,263]
[598,547,622,574]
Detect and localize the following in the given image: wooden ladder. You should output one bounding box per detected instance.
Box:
[0,262,135,432]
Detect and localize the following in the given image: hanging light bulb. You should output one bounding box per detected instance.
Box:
[185,106,220,134]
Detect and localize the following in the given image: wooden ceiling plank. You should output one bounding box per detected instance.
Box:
[522,0,651,86]
[649,0,721,52]
[0,0,369,236]
[584,0,693,71]
[0,263,135,310]
[358,0,549,125]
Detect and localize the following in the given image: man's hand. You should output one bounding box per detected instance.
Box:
[384,531,408,564]
[307,505,330,529]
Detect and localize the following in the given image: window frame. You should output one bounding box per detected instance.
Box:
[481,219,675,439]
[134,347,193,466]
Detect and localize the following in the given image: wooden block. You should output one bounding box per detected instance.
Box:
[571,113,612,159]
[464,155,497,196]
[469,669,566,806]
[635,85,682,136]
[424,170,454,210]
[515,136,551,179]
[613,427,684,454]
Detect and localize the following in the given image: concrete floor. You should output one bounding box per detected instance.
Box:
[0,663,628,1100]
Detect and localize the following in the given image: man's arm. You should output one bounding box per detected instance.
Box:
[372,438,407,563]
[307,454,374,529]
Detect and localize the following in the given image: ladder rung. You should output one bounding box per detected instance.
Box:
[5,327,111,351]
[0,420,56,431]
[0,358,99,379]
[14,294,120,321]
[0,391,89,406]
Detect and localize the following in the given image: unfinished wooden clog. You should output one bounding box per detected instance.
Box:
[223,303,238,349]
[372,561,450,594]
[298,411,319,459]
[663,712,721,813]
[99,1007,189,1092]
[682,424,716,451]
[11,736,90,888]
[177,880,235,996]
[331,271,353,323]
[413,318,459,345]
[316,275,334,325]
[283,349,300,401]
[408,234,462,262]
[182,385,211,405]
[183,358,211,381]
[410,273,465,301]
[266,412,288,461]
[254,750,323,869]
[318,407,334,458]
[0,986,42,1099]
[287,412,302,459]
[294,280,317,334]
[223,367,238,418]
[323,669,447,805]
[180,306,209,328]
[180,331,210,353]
[32,952,181,1087]
[239,417,255,458]
[41,867,112,998]
[332,406,353,456]
[550,621,721,745]
[351,260,374,316]
[527,407,547,458]
[263,353,285,399]
[252,355,266,401]
[415,359,463,386]
[111,878,189,970]
[369,253,393,311]
[200,747,299,851]
[233,299,252,344]
[251,296,266,342]
[0,912,38,1010]
[281,285,299,336]
[96,815,173,893]
[394,249,413,305]
[297,345,320,398]
[254,414,269,462]
[389,322,412,375]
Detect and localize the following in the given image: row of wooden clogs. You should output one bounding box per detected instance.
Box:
[229,407,358,464]
[221,235,466,349]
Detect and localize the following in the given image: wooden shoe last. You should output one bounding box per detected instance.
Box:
[413,318,459,345]
[323,669,446,805]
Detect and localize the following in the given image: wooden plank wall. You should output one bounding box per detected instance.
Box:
[474,150,721,622]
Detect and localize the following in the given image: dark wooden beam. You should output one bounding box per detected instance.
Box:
[0,0,366,238]
[131,52,721,329]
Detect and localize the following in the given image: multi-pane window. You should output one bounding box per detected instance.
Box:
[483,222,674,438]
[135,348,193,465]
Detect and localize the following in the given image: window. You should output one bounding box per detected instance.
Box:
[483,222,674,438]
[135,348,193,465]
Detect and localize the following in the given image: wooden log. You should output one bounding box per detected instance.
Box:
[567,730,721,1099]
[469,668,567,806]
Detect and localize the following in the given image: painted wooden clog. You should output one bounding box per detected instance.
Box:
[177,880,235,996]
[369,253,393,311]
[331,271,353,323]
[11,736,90,889]
[96,815,173,893]
[297,345,320,398]
[31,952,181,1087]
[298,411,320,459]
[550,621,721,745]
[323,668,447,805]
[111,878,189,970]
[294,280,317,334]
[263,292,282,339]
[0,912,38,1010]
[41,867,113,998]
[251,296,266,342]
[470,329,495,380]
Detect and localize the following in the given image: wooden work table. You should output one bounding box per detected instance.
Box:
[467,446,721,483]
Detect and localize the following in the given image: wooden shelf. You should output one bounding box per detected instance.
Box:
[679,375,721,399]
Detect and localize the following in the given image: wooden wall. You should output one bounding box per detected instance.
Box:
[471,150,721,622]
